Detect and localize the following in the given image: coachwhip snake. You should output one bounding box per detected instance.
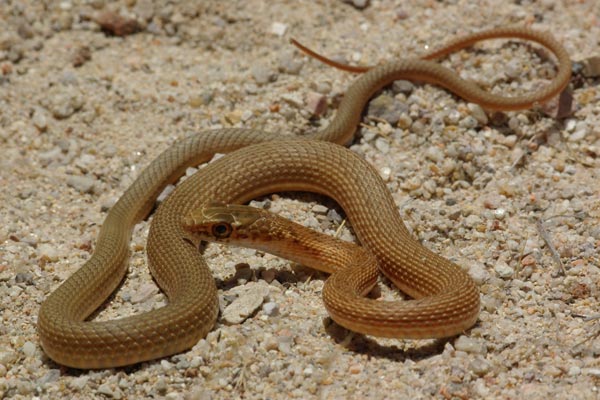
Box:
[38,27,571,368]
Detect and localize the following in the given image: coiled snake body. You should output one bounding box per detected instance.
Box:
[38,27,571,368]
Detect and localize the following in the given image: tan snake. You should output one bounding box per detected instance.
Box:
[37,27,571,368]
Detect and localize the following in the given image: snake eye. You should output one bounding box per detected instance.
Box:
[212,223,232,239]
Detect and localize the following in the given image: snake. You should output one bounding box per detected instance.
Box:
[37,27,571,369]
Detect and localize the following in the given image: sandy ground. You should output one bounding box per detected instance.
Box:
[1,0,599,399]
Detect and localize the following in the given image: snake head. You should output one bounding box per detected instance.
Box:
[182,203,275,248]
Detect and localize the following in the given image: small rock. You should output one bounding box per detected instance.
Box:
[95,11,142,36]
[22,341,36,357]
[311,204,329,214]
[494,262,514,279]
[281,93,304,108]
[31,107,48,131]
[314,81,331,94]
[72,45,92,67]
[15,272,34,285]
[67,175,97,194]
[367,94,408,125]
[279,51,303,75]
[70,376,89,391]
[468,263,490,284]
[252,65,277,85]
[583,368,600,377]
[569,125,588,141]
[375,137,389,153]
[379,166,391,181]
[391,80,414,95]
[98,383,121,399]
[305,92,327,117]
[464,214,483,228]
[38,147,63,167]
[459,116,479,129]
[39,369,61,385]
[262,302,279,316]
[581,56,600,78]
[469,357,491,376]
[425,146,444,163]
[43,86,85,119]
[161,360,174,372]
[277,330,294,353]
[349,364,363,374]
[270,22,288,36]
[454,336,486,354]
[261,268,277,283]
[222,286,268,324]
[128,284,158,303]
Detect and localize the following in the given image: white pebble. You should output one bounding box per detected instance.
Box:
[454,336,487,354]
[262,302,279,316]
[69,376,89,390]
[22,341,36,357]
[494,262,514,279]
[67,175,97,194]
[270,22,287,36]
[222,290,266,324]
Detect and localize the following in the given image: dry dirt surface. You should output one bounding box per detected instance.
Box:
[1,1,599,399]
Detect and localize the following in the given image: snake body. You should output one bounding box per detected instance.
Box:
[37,27,571,368]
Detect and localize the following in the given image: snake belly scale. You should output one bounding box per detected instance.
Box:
[37,27,571,368]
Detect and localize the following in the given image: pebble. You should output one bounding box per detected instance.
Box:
[22,341,36,357]
[424,146,444,163]
[69,376,89,391]
[391,80,414,95]
[305,92,327,116]
[270,22,288,36]
[279,51,303,75]
[311,204,328,214]
[251,65,277,85]
[469,357,491,376]
[31,107,49,131]
[367,94,408,125]
[222,284,269,324]
[569,124,588,141]
[494,262,514,279]
[581,55,600,77]
[66,175,97,194]
[97,383,122,399]
[15,272,34,285]
[374,137,390,153]
[281,93,304,108]
[262,302,279,316]
[454,336,487,354]
[468,262,490,284]
[127,283,158,303]
[42,86,85,119]
[39,369,61,385]
[38,147,63,167]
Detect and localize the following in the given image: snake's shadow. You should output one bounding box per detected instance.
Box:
[323,317,456,362]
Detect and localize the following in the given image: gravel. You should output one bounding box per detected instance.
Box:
[0,1,599,399]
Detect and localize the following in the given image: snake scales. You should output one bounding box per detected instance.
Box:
[38,27,571,368]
